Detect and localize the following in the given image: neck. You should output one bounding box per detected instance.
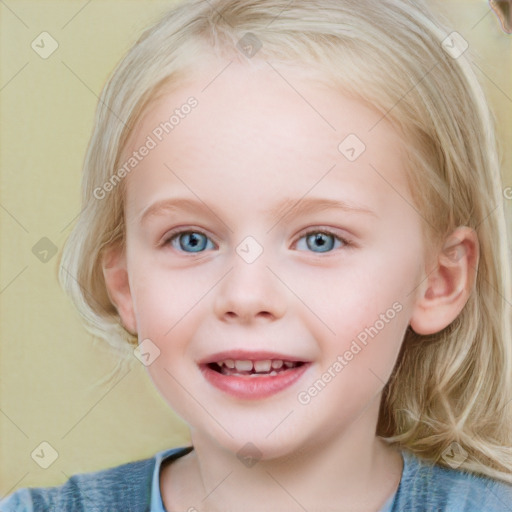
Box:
[162,398,403,512]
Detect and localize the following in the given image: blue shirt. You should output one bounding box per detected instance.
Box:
[2,446,512,511]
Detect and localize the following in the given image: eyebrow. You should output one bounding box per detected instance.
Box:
[139,196,376,225]
[267,197,376,224]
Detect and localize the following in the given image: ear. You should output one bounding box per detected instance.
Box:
[410,226,479,335]
[102,244,138,335]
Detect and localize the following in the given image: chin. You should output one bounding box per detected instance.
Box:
[196,424,310,465]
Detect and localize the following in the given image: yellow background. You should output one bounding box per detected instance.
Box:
[1,0,511,495]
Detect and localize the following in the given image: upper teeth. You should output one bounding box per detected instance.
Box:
[254,360,272,372]
[216,359,297,372]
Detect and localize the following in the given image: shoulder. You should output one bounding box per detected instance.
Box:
[0,455,156,512]
[394,449,512,511]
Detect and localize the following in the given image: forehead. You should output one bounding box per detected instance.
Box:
[121,60,410,219]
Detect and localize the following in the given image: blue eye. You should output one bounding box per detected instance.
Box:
[166,230,215,253]
[295,230,346,253]
[163,228,349,254]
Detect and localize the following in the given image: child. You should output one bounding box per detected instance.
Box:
[2,0,512,510]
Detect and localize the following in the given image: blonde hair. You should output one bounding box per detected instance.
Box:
[58,0,512,482]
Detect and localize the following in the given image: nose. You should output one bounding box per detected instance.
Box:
[213,257,287,324]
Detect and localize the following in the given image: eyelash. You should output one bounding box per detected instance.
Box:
[160,226,353,255]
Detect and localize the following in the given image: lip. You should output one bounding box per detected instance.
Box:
[198,350,312,400]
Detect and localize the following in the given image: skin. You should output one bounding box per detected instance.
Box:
[103,58,478,511]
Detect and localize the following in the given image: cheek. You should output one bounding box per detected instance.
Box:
[284,248,418,337]
[129,263,210,418]
[291,255,416,429]
[129,258,213,339]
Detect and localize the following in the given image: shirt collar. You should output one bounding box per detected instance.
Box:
[150,446,194,512]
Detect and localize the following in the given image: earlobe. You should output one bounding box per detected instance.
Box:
[102,245,138,335]
[410,226,479,335]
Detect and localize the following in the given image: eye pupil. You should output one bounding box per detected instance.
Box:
[188,233,199,246]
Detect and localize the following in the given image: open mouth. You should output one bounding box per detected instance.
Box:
[207,359,306,377]
[199,350,312,399]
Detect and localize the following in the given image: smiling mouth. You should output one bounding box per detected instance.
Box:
[201,355,311,399]
[207,359,306,377]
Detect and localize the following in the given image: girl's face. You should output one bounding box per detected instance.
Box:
[119,60,428,458]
